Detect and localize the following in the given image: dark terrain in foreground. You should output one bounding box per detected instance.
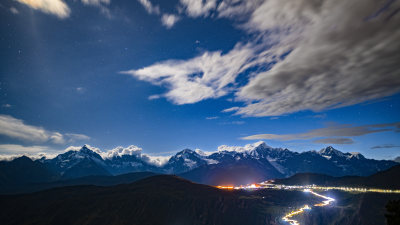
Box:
[1,173,400,225]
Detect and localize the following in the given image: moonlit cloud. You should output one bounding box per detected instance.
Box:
[242,122,400,142]
[179,0,217,17]
[0,144,65,161]
[137,0,160,15]
[81,0,111,18]
[16,0,70,18]
[231,0,400,117]
[125,0,400,118]
[10,7,19,14]
[81,0,110,5]
[371,144,400,149]
[161,14,180,28]
[0,115,89,144]
[206,116,219,120]
[313,138,354,145]
[65,133,91,141]
[121,42,273,104]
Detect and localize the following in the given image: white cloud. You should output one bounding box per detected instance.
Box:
[65,133,91,141]
[179,0,217,17]
[121,42,271,104]
[231,0,400,117]
[10,7,19,14]
[81,0,110,5]
[126,0,400,118]
[206,116,219,120]
[0,144,64,160]
[161,14,180,28]
[0,114,89,144]
[81,0,111,18]
[137,0,160,15]
[242,122,400,142]
[103,145,142,158]
[16,0,70,18]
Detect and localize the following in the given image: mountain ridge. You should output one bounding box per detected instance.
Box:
[0,143,397,188]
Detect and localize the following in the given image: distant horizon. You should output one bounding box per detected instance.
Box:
[1,141,398,162]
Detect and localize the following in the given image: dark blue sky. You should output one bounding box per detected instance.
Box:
[0,0,399,159]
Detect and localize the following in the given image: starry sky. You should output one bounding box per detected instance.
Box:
[0,0,399,160]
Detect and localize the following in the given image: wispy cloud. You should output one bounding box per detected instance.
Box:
[161,14,180,28]
[0,144,65,161]
[242,122,400,143]
[0,115,89,144]
[179,0,217,17]
[16,0,70,18]
[371,144,400,149]
[121,42,269,104]
[313,138,354,145]
[10,7,19,14]
[137,0,160,15]
[81,0,112,18]
[124,0,400,117]
[206,116,219,120]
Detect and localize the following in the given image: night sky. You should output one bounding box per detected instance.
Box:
[0,0,399,160]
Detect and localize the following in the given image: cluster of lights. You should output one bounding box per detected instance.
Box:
[216,183,400,194]
[216,183,261,190]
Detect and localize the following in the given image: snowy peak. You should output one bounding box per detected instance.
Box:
[318,146,345,157]
[318,146,366,160]
[217,141,268,153]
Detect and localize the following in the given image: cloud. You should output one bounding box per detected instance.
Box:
[2,104,12,108]
[206,116,219,120]
[0,144,64,161]
[161,14,180,28]
[137,0,160,15]
[10,7,19,14]
[219,120,245,125]
[242,122,400,141]
[179,0,217,17]
[81,0,110,5]
[231,0,400,117]
[16,0,70,18]
[65,133,91,141]
[371,144,400,149]
[0,114,89,144]
[313,138,354,145]
[81,0,111,18]
[121,42,271,104]
[125,0,400,118]
[76,87,86,94]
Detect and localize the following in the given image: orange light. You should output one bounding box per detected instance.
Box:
[216,186,234,190]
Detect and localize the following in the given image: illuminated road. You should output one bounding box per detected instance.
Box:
[281,189,335,225]
[216,183,400,225]
[282,204,311,225]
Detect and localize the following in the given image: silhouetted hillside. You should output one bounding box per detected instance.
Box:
[274,164,400,189]
[0,175,270,225]
[0,172,157,194]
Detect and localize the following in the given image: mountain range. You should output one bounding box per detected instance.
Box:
[0,142,397,190]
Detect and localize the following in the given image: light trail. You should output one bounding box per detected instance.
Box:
[303,189,335,207]
[282,204,311,225]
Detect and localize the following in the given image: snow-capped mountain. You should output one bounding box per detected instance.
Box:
[43,145,110,178]
[2,142,398,185]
